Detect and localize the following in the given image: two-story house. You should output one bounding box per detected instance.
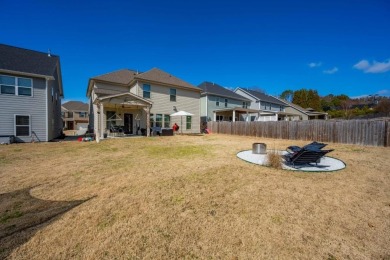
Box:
[61,101,89,130]
[87,68,201,140]
[198,82,256,122]
[234,88,290,121]
[0,44,63,143]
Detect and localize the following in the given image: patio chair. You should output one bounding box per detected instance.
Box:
[284,148,334,167]
[287,141,327,154]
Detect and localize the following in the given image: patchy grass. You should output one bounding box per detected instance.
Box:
[0,135,389,259]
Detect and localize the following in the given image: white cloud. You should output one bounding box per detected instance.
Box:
[323,67,338,74]
[308,62,322,68]
[376,89,390,96]
[353,59,390,73]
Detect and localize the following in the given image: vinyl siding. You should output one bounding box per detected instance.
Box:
[234,89,259,110]
[47,67,62,140]
[0,73,47,142]
[144,83,200,133]
[95,82,129,93]
[205,95,244,121]
[285,107,308,120]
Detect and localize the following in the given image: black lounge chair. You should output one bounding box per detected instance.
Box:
[284,148,334,167]
[287,141,327,154]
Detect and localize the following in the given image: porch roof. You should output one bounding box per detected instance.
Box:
[213,107,259,113]
[95,92,152,107]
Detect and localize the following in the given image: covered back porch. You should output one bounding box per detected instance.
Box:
[94,93,153,141]
[213,107,259,122]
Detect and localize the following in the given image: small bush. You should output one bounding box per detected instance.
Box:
[266,150,282,169]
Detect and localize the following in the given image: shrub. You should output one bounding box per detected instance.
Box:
[266,150,282,169]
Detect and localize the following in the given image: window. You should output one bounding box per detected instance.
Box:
[156,114,162,127]
[15,115,30,136]
[0,75,32,96]
[280,106,283,111]
[143,84,151,99]
[164,114,170,128]
[170,88,176,102]
[216,97,220,106]
[150,113,154,127]
[242,102,248,109]
[216,115,223,121]
[225,98,228,108]
[79,112,87,118]
[186,116,192,130]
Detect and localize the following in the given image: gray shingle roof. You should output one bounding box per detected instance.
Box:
[88,68,200,96]
[62,101,88,111]
[135,68,199,91]
[91,69,138,85]
[0,44,60,78]
[240,88,286,106]
[198,82,250,101]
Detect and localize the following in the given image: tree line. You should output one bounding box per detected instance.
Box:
[279,89,390,119]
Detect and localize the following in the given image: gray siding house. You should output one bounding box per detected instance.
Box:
[87,68,201,139]
[234,88,290,121]
[0,44,63,142]
[198,82,255,122]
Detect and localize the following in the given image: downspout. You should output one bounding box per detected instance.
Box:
[45,78,49,141]
[205,94,208,121]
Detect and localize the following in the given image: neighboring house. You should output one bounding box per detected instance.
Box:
[0,44,63,142]
[277,99,328,120]
[198,81,256,122]
[86,68,201,139]
[234,88,290,121]
[61,101,89,130]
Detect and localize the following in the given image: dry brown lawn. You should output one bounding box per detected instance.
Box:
[0,134,389,259]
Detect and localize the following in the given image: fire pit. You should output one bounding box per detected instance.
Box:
[252,143,267,154]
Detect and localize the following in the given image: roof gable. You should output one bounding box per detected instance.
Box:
[0,44,60,78]
[198,82,250,101]
[135,68,200,91]
[238,88,286,106]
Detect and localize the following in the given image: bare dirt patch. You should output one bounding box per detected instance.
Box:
[0,135,389,259]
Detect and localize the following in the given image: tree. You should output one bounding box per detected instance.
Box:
[376,99,390,116]
[280,90,294,102]
[292,88,321,111]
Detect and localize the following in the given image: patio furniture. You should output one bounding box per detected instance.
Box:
[284,148,334,167]
[287,141,327,154]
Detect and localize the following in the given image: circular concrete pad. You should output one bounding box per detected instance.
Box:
[237,150,346,172]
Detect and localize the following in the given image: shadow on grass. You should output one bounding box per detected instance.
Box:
[0,187,94,259]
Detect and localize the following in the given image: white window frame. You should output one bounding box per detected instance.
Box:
[0,75,33,97]
[14,114,31,137]
[224,98,228,108]
[143,84,151,99]
[216,97,220,106]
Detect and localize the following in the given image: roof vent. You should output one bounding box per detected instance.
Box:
[48,49,51,57]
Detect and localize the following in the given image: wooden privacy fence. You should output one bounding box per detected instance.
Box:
[208,119,390,147]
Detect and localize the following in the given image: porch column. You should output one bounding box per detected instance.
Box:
[233,110,236,122]
[213,112,216,121]
[146,105,150,137]
[100,103,104,139]
[246,111,249,122]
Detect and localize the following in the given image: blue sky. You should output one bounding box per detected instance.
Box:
[1,0,389,102]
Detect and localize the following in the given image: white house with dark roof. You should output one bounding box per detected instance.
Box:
[234,88,294,121]
[86,68,201,139]
[0,44,63,142]
[198,82,257,122]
